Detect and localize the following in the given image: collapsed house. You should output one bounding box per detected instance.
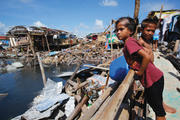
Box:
[7,26,78,54]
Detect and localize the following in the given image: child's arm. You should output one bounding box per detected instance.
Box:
[135,49,151,76]
[143,47,154,63]
[138,40,154,62]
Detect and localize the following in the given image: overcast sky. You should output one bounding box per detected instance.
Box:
[0,0,180,37]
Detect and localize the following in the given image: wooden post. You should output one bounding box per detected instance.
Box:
[27,32,36,58]
[97,69,135,120]
[133,0,140,39]
[36,52,46,86]
[44,33,50,52]
[133,0,140,21]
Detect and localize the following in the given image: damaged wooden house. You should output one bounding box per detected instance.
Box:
[7,26,78,55]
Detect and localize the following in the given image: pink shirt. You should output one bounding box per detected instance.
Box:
[123,37,163,88]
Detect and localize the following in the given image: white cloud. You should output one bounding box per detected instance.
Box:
[73,23,90,37]
[95,19,103,29]
[142,2,174,12]
[79,23,89,29]
[101,0,118,7]
[0,22,9,34]
[33,21,47,27]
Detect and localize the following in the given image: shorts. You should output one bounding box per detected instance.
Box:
[153,36,159,40]
[145,76,166,117]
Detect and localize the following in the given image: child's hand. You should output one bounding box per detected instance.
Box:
[135,70,144,76]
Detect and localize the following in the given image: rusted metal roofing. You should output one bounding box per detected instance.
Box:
[8,26,28,35]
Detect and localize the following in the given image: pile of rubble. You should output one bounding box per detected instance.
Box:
[42,41,122,66]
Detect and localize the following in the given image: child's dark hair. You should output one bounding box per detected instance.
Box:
[141,17,158,29]
[115,17,137,36]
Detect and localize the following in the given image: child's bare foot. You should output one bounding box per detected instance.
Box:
[163,102,176,113]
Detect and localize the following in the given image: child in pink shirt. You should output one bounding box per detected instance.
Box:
[115,17,166,120]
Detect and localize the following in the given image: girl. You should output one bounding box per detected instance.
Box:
[115,17,166,120]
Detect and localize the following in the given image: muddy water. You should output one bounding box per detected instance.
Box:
[0,62,76,120]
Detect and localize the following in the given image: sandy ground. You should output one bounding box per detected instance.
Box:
[148,52,180,120]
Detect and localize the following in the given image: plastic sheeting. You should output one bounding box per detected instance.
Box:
[12,78,70,120]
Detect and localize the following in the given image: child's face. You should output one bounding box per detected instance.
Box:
[141,23,156,41]
[115,20,132,41]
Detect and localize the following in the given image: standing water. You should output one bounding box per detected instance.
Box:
[0,60,76,120]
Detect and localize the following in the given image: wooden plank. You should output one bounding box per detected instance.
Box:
[118,108,129,120]
[90,96,111,120]
[79,86,114,120]
[97,69,135,120]
[66,95,89,120]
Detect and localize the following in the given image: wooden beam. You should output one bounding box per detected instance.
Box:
[66,95,89,120]
[97,69,135,120]
[36,52,46,86]
[118,108,129,120]
[91,96,111,120]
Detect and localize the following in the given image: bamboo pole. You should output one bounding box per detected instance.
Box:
[158,5,163,25]
[103,19,116,35]
[36,52,46,86]
[97,69,135,120]
[110,21,113,59]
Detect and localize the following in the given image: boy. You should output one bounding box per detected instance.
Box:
[139,18,176,114]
